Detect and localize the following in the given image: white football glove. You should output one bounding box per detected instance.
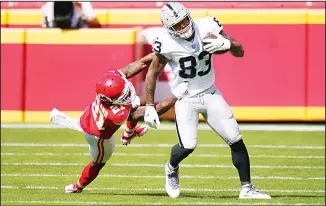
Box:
[203,34,231,53]
[144,105,160,129]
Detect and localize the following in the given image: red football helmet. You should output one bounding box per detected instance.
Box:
[95,73,135,105]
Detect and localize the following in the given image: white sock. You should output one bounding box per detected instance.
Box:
[168,162,178,170]
[241,183,252,189]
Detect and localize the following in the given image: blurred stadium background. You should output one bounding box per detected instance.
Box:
[1,2,325,206]
[1,1,325,123]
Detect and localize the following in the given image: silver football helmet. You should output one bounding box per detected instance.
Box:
[160,2,194,39]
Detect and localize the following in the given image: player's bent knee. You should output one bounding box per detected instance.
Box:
[183,148,195,155]
[101,150,115,163]
[226,134,242,146]
[91,162,106,168]
[229,139,247,152]
[183,142,197,150]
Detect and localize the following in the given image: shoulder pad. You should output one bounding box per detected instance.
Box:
[152,31,173,58]
[196,16,224,35]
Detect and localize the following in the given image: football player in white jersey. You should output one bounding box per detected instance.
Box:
[144,2,271,199]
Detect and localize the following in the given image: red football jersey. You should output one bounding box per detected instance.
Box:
[80,96,132,139]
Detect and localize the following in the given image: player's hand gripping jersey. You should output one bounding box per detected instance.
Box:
[80,70,139,139]
[152,16,223,97]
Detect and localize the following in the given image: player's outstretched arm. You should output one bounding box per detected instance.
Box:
[145,53,168,104]
[129,95,177,121]
[119,53,155,79]
[143,53,168,128]
[220,31,244,57]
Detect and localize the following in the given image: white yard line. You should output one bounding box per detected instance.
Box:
[142,203,322,206]
[0,200,112,205]
[1,143,324,150]
[1,123,325,131]
[1,152,324,159]
[145,202,324,206]
[111,163,325,169]
[0,200,324,206]
[1,185,324,194]
[1,173,324,180]
[1,162,324,169]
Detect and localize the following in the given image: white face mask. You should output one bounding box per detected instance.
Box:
[98,79,136,106]
[111,80,136,105]
[167,15,194,39]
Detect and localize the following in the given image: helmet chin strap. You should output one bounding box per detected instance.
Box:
[98,94,113,104]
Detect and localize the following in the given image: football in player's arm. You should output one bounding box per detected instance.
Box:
[144,16,244,128]
[219,30,244,57]
[143,2,270,199]
[203,17,244,57]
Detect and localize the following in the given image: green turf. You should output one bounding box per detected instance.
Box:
[1,127,325,205]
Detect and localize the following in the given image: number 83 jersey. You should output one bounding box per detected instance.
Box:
[152,16,223,97]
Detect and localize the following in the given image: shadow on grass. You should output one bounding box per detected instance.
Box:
[270,194,325,198]
[84,192,238,199]
[84,192,325,199]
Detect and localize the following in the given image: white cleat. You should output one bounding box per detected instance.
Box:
[165,162,180,198]
[64,184,83,193]
[239,184,271,199]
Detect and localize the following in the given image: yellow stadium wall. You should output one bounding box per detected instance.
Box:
[1,9,325,123]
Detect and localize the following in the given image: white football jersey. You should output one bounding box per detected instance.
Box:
[152,16,223,97]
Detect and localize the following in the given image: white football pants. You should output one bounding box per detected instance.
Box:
[49,108,115,164]
[83,132,115,164]
[174,84,242,149]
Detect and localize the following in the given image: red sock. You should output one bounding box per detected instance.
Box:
[124,121,138,137]
[76,161,104,189]
[126,120,137,129]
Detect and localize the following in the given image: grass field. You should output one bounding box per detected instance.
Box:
[1,124,325,205]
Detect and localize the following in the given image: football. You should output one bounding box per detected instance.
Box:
[202,34,229,55]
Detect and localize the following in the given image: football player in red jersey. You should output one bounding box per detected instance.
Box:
[50,53,177,193]
[62,72,147,193]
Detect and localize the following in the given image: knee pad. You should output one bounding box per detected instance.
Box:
[92,162,106,169]
[178,142,196,153]
[171,144,195,157]
[227,134,243,146]
[182,141,198,150]
[230,139,247,152]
